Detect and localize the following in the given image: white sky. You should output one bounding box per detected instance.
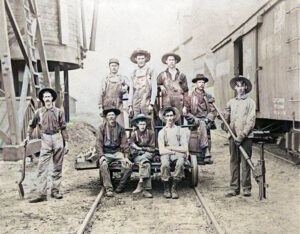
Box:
[70,0,192,113]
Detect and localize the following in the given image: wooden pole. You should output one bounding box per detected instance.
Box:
[64,69,69,122]
[0,0,20,144]
[55,65,62,108]
[89,0,99,51]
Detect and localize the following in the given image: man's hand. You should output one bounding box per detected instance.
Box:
[128,106,134,118]
[148,104,153,114]
[64,142,69,155]
[124,157,133,167]
[121,84,128,94]
[24,136,30,145]
[160,85,166,95]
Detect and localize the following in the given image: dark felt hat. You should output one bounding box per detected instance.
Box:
[130,49,151,63]
[159,106,181,123]
[192,74,209,83]
[103,108,121,116]
[38,88,57,103]
[161,53,181,64]
[230,76,252,93]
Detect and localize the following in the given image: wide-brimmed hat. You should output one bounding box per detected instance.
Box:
[109,58,119,65]
[161,53,181,64]
[159,106,181,123]
[103,108,121,116]
[131,114,151,126]
[130,49,151,64]
[38,88,57,103]
[230,76,252,93]
[192,74,209,83]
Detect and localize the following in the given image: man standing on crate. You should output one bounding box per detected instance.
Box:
[26,88,69,203]
[223,76,256,197]
[183,74,217,164]
[157,53,189,122]
[98,58,129,125]
[129,114,155,198]
[94,108,132,197]
[128,49,157,127]
[158,107,189,199]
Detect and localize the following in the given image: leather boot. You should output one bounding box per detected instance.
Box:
[163,182,171,199]
[204,148,213,164]
[116,169,132,193]
[142,190,153,198]
[133,181,143,194]
[106,188,114,197]
[51,190,63,199]
[171,181,179,199]
[29,195,47,203]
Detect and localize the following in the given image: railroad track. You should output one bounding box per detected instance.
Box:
[76,184,225,234]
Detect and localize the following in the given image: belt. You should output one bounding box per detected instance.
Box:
[43,130,60,135]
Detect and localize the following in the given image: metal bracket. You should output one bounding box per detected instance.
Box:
[286,4,300,14]
[286,37,300,44]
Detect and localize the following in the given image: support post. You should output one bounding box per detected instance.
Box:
[55,65,62,108]
[0,0,20,145]
[64,69,69,122]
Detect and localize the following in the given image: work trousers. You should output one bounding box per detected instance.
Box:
[160,154,185,182]
[37,133,64,196]
[229,137,252,192]
[134,152,153,190]
[99,152,132,190]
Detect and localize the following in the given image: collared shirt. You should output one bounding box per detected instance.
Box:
[95,121,129,157]
[185,88,217,121]
[224,95,256,139]
[129,129,155,154]
[157,68,189,94]
[158,125,189,155]
[27,106,68,141]
[98,73,129,108]
[128,66,158,106]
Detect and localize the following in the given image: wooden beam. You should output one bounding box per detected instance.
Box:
[32,0,51,87]
[0,0,20,144]
[81,0,87,50]
[0,129,11,144]
[64,69,69,122]
[89,0,99,51]
[55,65,62,107]
[58,0,70,45]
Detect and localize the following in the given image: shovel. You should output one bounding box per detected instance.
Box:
[17,141,27,199]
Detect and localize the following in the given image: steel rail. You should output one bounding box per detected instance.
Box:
[193,187,226,234]
[77,187,105,234]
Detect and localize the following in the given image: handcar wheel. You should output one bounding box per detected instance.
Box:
[190,154,198,187]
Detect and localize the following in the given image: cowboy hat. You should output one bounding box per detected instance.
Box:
[161,53,181,64]
[192,74,209,83]
[103,108,121,116]
[230,76,252,93]
[131,114,151,126]
[130,49,151,64]
[159,106,181,123]
[38,88,57,103]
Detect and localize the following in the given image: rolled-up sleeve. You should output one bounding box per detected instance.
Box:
[27,110,39,137]
[241,99,256,137]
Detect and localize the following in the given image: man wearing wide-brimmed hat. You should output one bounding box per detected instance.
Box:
[158,106,189,199]
[94,107,132,197]
[98,58,129,125]
[157,53,189,120]
[128,49,157,126]
[223,76,256,198]
[129,114,155,198]
[26,87,69,203]
[183,74,217,165]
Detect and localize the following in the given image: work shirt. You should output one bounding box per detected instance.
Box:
[95,121,129,159]
[185,88,217,122]
[27,106,68,141]
[158,125,189,156]
[157,68,189,100]
[224,94,256,140]
[98,73,129,109]
[128,66,157,106]
[129,129,155,155]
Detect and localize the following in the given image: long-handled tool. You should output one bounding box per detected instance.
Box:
[17,141,27,199]
[212,103,266,199]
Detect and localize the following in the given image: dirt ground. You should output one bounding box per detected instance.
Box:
[0,122,299,234]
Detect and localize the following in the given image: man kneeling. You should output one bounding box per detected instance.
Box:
[158,107,189,199]
[129,114,155,198]
[94,108,132,197]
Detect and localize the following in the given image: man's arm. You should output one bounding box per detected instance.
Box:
[158,129,172,155]
[98,79,106,110]
[128,74,134,106]
[180,73,189,102]
[120,127,130,156]
[95,125,104,160]
[206,94,217,122]
[26,110,39,138]
[142,130,155,152]
[59,108,69,143]
[150,69,158,106]
[238,99,256,141]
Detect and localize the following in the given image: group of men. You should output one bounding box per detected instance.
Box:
[26,48,256,203]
